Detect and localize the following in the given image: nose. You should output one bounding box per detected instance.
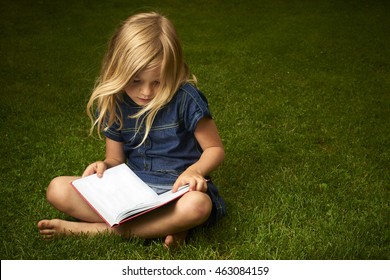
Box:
[140,85,153,97]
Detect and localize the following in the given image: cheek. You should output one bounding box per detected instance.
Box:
[124,85,136,95]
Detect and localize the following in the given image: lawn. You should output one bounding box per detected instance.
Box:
[0,0,389,259]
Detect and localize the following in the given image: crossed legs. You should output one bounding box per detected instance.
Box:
[37,176,212,247]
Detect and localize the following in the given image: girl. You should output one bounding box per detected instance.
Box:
[37,12,226,247]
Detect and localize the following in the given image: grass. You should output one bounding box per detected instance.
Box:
[0,0,389,259]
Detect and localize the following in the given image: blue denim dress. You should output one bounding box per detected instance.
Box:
[104,83,226,226]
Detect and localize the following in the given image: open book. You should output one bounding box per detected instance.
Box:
[71,163,189,227]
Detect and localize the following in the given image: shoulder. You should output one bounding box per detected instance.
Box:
[174,83,212,132]
[175,83,209,106]
[180,82,199,95]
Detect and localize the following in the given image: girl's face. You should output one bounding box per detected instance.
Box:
[124,67,161,106]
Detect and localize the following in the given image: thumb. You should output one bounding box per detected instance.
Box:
[96,162,107,178]
[172,181,183,193]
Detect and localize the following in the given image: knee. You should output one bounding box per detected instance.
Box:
[46,177,69,207]
[180,192,212,225]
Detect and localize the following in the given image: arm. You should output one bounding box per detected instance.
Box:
[82,137,125,177]
[172,117,225,192]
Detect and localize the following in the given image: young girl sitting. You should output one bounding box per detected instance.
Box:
[38,12,226,247]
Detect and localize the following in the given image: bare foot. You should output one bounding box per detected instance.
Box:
[37,219,110,238]
[38,219,67,238]
[164,231,188,248]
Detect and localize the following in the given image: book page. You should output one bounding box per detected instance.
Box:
[117,185,190,221]
[72,164,158,226]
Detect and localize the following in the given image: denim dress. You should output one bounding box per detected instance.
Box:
[104,83,226,226]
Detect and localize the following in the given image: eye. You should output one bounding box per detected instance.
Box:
[133,79,141,84]
[153,81,160,87]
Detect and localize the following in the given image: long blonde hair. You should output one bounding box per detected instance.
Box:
[87,12,196,144]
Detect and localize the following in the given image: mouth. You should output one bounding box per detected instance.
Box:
[137,97,153,104]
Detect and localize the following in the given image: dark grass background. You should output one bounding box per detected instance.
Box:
[0,0,389,259]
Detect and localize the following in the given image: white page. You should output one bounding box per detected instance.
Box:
[72,164,158,226]
[117,185,190,220]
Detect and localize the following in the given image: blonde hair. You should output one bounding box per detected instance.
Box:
[87,12,196,144]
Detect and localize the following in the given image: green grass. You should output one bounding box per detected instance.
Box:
[1,0,389,259]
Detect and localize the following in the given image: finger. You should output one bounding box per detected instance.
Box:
[203,180,208,192]
[188,178,198,191]
[196,179,208,192]
[173,178,189,192]
[82,164,95,177]
[81,169,89,178]
[172,182,180,193]
[96,162,106,178]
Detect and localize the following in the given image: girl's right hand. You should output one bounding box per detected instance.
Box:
[82,161,107,178]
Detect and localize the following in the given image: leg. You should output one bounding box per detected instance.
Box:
[115,191,212,240]
[123,191,212,247]
[38,176,111,238]
[46,176,104,222]
[39,183,212,245]
[163,231,189,248]
[38,219,111,238]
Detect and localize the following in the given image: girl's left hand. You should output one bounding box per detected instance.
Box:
[172,169,208,193]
